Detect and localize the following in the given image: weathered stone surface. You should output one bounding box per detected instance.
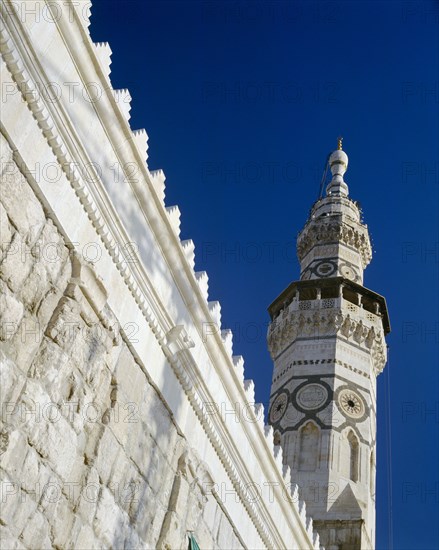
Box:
[20,509,52,549]
[20,261,49,312]
[0,475,38,539]
[19,380,79,481]
[71,522,100,550]
[0,351,26,406]
[0,525,26,549]
[0,202,13,259]
[0,232,34,292]
[0,135,45,243]
[93,486,128,547]
[0,282,24,341]
[32,219,69,285]
[5,311,44,374]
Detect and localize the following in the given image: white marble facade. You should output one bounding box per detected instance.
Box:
[0,1,319,549]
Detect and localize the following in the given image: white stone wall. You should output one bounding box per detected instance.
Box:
[0,133,245,549]
[0,1,319,548]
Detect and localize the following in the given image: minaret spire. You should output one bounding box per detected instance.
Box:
[326,140,349,197]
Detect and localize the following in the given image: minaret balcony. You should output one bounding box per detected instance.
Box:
[268,277,390,335]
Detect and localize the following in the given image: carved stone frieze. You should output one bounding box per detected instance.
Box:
[267,309,386,375]
[297,219,372,267]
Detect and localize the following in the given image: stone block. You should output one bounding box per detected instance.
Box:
[76,466,100,523]
[107,447,137,503]
[20,261,49,313]
[157,509,185,550]
[106,393,142,451]
[35,286,64,331]
[130,432,174,497]
[71,522,101,550]
[32,219,69,285]
[28,339,70,402]
[114,344,148,410]
[20,509,52,549]
[126,479,157,541]
[94,426,122,485]
[8,311,46,376]
[0,232,34,292]
[20,379,78,481]
[21,447,53,494]
[78,261,108,316]
[142,501,169,548]
[0,431,28,480]
[140,384,179,457]
[0,351,26,408]
[0,202,13,258]
[45,296,82,353]
[121,526,144,550]
[0,144,45,243]
[0,282,24,341]
[68,323,110,388]
[0,525,26,549]
[93,486,128,547]
[0,475,38,537]
[54,251,72,293]
[46,490,75,548]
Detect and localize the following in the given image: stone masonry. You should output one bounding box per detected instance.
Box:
[0,2,319,549]
[0,132,244,549]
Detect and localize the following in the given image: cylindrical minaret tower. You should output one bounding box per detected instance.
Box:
[267,141,390,550]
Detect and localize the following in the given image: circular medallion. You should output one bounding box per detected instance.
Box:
[270,392,288,423]
[340,263,358,281]
[338,388,364,419]
[296,383,328,410]
[315,261,336,277]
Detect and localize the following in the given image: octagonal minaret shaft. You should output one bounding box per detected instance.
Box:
[267,141,390,550]
[297,143,372,285]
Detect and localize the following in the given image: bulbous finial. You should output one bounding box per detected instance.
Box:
[326,138,349,197]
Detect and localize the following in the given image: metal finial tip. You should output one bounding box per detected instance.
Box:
[337,136,343,150]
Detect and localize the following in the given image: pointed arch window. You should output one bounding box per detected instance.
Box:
[347,431,359,482]
[298,422,320,471]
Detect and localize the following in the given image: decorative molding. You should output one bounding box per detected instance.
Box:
[297,218,372,268]
[268,307,386,374]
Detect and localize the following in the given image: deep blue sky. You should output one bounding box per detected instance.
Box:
[90,2,438,548]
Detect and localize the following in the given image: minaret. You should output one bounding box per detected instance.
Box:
[267,141,390,550]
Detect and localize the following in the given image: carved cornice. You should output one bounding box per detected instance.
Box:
[297,218,372,267]
[268,308,387,375]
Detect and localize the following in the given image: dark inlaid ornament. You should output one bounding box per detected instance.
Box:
[270,392,288,423]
